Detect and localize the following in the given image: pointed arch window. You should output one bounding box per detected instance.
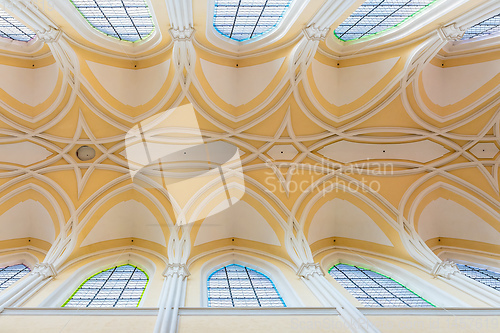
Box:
[213,0,293,42]
[334,0,437,42]
[462,14,500,40]
[0,264,30,292]
[69,0,155,42]
[208,264,285,307]
[457,264,500,291]
[0,8,36,42]
[329,264,434,307]
[63,264,148,307]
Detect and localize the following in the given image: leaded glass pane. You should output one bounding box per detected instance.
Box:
[334,0,436,41]
[462,14,500,40]
[207,264,285,307]
[62,264,148,308]
[0,264,30,292]
[214,0,292,41]
[0,9,36,42]
[329,264,434,308]
[70,0,154,42]
[457,264,500,291]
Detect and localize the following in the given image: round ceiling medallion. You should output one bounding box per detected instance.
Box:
[76,146,96,161]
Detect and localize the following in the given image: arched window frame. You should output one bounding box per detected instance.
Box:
[68,0,155,42]
[39,253,157,307]
[333,0,439,43]
[324,0,467,55]
[0,252,38,271]
[455,260,500,278]
[445,32,500,54]
[0,264,33,295]
[455,263,500,291]
[328,263,434,307]
[438,250,500,305]
[461,13,500,41]
[0,7,36,42]
[444,4,500,54]
[207,264,285,307]
[0,7,43,54]
[50,0,161,54]
[61,264,149,308]
[0,253,37,297]
[205,0,310,53]
[439,251,500,275]
[198,253,303,307]
[321,251,468,307]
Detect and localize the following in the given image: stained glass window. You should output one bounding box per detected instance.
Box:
[329,264,434,307]
[457,264,500,291]
[334,0,436,41]
[208,264,285,307]
[0,264,30,292]
[63,264,148,307]
[0,8,36,42]
[213,0,292,42]
[462,14,500,40]
[70,0,154,42]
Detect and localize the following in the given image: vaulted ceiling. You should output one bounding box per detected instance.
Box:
[0,0,499,271]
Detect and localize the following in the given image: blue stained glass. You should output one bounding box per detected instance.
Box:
[214,0,292,42]
[0,9,36,42]
[70,0,154,42]
[0,264,30,292]
[334,0,437,41]
[63,264,148,307]
[329,264,434,308]
[208,264,285,307]
[462,14,500,40]
[457,264,500,291]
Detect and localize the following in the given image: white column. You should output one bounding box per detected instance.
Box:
[297,263,381,333]
[154,264,190,333]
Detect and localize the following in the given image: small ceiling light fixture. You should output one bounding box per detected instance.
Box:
[76,146,96,161]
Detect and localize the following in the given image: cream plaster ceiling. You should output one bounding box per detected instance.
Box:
[0,63,59,107]
[0,199,55,244]
[81,200,167,247]
[311,57,400,106]
[418,198,500,245]
[0,0,498,270]
[86,60,171,107]
[308,199,393,246]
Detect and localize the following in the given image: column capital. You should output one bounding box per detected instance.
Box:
[32,263,57,278]
[303,25,330,41]
[163,263,190,279]
[431,260,459,279]
[439,24,465,42]
[35,27,62,43]
[297,263,324,279]
[169,27,195,41]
